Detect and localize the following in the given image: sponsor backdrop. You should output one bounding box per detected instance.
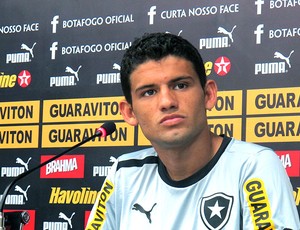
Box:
[0,0,299,229]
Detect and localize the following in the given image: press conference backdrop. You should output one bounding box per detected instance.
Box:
[0,0,299,229]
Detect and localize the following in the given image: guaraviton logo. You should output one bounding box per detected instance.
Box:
[244,178,275,229]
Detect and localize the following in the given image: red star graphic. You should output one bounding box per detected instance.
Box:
[214,56,231,76]
[18,70,31,88]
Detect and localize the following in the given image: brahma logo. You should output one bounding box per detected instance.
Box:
[40,154,85,178]
[276,150,300,177]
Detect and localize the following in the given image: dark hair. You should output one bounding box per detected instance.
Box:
[120,32,207,104]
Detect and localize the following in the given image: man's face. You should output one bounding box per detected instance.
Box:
[121,55,215,149]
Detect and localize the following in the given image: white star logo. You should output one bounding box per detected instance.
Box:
[214,56,231,76]
[208,200,225,219]
[18,70,31,87]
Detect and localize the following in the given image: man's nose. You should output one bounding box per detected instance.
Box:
[159,88,178,111]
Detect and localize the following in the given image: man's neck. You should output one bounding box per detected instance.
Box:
[155,133,223,181]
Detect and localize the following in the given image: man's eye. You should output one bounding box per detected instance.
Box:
[143,89,156,97]
[174,83,187,90]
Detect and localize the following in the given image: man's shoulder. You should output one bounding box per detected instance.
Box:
[115,147,158,171]
[229,138,272,152]
[118,147,157,161]
[226,138,277,161]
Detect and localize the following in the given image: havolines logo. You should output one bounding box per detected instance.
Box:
[276,150,300,177]
[0,72,17,88]
[49,187,102,204]
[40,154,85,178]
[0,70,31,89]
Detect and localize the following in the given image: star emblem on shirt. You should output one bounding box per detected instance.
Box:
[208,200,225,218]
[200,192,234,230]
[214,56,231,76]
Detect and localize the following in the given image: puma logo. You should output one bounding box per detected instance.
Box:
[65,65,82,81]
[112,63,121,71]
[15,185,30,201]
[21,43,37,58]
[58,212,75,228]
[16,157,32,171]
[274,50,294,68]
[217,25,237,43]
[132,203,157,223]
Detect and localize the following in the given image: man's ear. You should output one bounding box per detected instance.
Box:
[204,80,218,111]
[120,100,139,126]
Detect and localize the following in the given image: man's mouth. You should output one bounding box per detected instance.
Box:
[160,115,184,125]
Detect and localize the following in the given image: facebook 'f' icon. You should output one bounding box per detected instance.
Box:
[50,42,58,60]
[51,15,59,33]
[148,6,157,25]
[254,24,264,44]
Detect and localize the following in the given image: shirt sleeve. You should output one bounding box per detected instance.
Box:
[85,161,118,230]
[241,148,300,229]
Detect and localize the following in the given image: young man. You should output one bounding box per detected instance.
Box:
[86,33,299,229]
